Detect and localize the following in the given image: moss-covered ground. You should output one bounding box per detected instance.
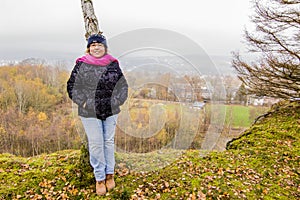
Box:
[0,100,299,199]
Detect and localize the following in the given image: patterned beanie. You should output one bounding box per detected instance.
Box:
[87,34,107,48]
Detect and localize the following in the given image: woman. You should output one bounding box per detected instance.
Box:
[67,34,128,196]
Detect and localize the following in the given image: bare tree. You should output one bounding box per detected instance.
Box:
[232,0,300,99]
[81,0,102,39]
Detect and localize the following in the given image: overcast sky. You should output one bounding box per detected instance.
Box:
[0,0,254,61]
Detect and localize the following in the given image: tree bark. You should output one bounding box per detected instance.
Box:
[80,0,102,39]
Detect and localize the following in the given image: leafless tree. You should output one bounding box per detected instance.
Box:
[232,0,300,99]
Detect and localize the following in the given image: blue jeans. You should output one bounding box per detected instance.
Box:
[80,114,118,181]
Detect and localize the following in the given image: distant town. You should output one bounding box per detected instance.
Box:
[0,55,279,106]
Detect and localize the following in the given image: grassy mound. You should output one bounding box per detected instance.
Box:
[0,101,299,199]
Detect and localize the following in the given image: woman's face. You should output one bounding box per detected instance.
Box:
[89,43,106,58]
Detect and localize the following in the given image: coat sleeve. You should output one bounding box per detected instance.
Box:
[111,64,128,108]
[66,62,87,107]
[113,74,128,106]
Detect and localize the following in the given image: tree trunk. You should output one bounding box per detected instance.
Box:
[79,0,102,171]
[80,0,102,39]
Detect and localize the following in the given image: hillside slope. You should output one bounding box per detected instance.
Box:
[0,101,299,199]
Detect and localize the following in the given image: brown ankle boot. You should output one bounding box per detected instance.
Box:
[96,180,106,196]
[105,174,115,191]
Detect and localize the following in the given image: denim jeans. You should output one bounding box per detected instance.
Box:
[80,114,118,181]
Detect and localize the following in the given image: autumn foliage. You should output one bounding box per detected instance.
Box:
[0,64,81,156]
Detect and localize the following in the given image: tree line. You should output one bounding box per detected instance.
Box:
[0,63,213,156]
[0,62,268,157]
[0,64,81,157]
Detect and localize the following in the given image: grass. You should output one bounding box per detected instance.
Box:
[223,104,269,128]
[204,104,269,129]
[0,100,299,199]
[229,105,251,127]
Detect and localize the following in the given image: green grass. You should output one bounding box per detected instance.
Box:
[229,105,251,127]
[0,100,299,199]
[209,104,269,128]
[227,105,270,127]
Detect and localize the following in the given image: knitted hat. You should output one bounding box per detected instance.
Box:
[87,34,107,48]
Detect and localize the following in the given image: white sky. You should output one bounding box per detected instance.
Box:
[0,0,254,61]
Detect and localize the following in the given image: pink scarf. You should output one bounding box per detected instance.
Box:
[76,54,117,66]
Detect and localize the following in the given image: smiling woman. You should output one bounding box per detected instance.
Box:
[89,43,106,57]
[86,34,107,57]
[67,33,129,196]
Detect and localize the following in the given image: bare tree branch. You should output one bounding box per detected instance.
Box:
[232,0,300,99]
